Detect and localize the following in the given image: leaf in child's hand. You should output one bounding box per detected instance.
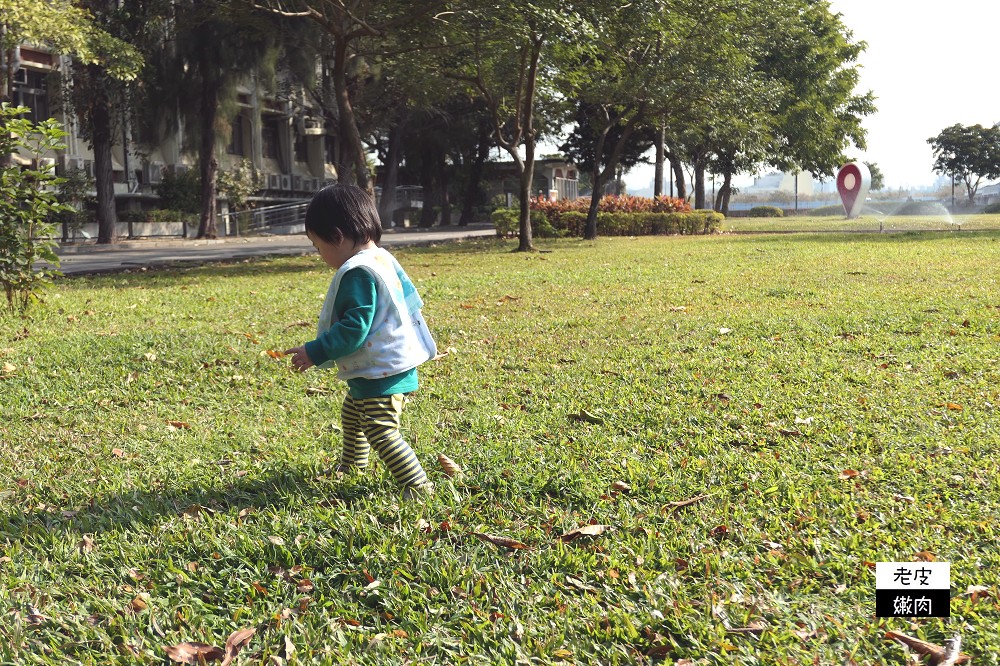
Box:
[264,350,286,359]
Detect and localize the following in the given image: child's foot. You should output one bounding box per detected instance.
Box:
[402,481,435,502]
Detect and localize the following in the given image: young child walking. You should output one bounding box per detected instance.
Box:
[285,185,437,500]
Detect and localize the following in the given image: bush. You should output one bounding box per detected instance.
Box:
[808,205,847,217]
[492,208,560,238]
[983,203,1000,214]
[0,105,70,314]
[154,166,200,214]
[749,205,784,218]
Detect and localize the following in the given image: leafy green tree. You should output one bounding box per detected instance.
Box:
[761,0,875,179]
[251,0,449,193]
[0,104,69,313]
[928,124,1000,205]
[1,0,140,102]
[446,0,578,250]
[864,161,884,191]
[142,1,276,238]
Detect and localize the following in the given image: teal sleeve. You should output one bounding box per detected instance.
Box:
[304,269,376,366]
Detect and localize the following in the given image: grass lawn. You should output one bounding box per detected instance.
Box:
[722,213,1000,234]
[2,231,1000,664]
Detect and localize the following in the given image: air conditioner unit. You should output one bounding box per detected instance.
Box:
[143,161,163,184]
[280,174,292,191]
[309,178,320,192]
[292,175,303,191]
[60,156,84,174]
[37,157,56,172]
[13,68,27,85]
[267,173,281,190]
[173,164,189,175]
[83,160,95,177]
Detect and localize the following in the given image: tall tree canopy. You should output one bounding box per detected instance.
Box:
[928,123,1000,205]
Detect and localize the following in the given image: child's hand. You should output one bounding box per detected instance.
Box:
[284,346,314,372]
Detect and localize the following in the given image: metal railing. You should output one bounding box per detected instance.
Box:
[222,200,310,236]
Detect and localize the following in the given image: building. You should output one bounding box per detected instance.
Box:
[481,158,580,205]
[743,171,816,196]
[8,43,337,237]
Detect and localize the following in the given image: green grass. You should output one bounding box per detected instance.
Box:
[723,213,1000,233]
[2,232,1000,664]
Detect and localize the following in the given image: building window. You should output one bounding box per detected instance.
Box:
[227,114,245,156]
[13,69,50,124]
[261,116,280,159]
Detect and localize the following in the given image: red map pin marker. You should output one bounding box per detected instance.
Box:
[836,162,871,219]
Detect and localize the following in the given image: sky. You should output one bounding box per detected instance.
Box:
[624,0,1000,193]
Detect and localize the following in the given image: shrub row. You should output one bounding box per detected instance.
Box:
[492,208,723,238]
[748,205,784,218]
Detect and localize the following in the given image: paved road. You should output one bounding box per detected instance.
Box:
[54,224,496,276]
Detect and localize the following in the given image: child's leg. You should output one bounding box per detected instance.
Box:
[358,394,428,487]
[339,395,371,469]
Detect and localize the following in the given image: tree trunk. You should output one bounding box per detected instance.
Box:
[437,150,451,226]
[694,160,706,209]
[196,65,219,239]
[332,38,370,192]
[90,72,118,244]
[653,124,664,198]
[458,121,491,226]
[666,149,686,200]
[418,160,436,227]
[719,171,733,216]
[517,158,534,251]
[377,118,405,225]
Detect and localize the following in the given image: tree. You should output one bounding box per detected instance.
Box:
[0,104,69,313]
[1,0,139,103]
[142,1,276,238]
[928,124,1000,205]
[251,0,449,193]
[446,0,576,251]
[864,161,884,191]
[761,0,875,179]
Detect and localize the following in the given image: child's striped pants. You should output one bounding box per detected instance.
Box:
[339,393,428,488]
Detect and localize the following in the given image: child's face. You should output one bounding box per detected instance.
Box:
[308,232,352,269]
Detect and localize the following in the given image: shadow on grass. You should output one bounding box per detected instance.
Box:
[60,255,324,289]
[1,467,388,538]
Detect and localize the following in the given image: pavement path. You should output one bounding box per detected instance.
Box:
[53,224,496,276]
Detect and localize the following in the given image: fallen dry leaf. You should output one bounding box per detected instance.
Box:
[666,494,709,511]
[2,362,16,374]
[295,579,315,594]
[557,524,608,542]
[838,469,861,480]
[471,532,529,550]
[945,402,963,411]
[164,642,225,664]
[79,535,96,553]
[727,621,767,635]
[885,631,970,665]
[565,575,598,592]
[265,350,286,359]
[166,420,191,430]
[610,481,631,493]
[914,550,937,562]
[438,453,463,478]
[221,627,256,666]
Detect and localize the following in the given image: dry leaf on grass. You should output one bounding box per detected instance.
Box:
[164,642,225,664]
[438,453,463,478]
[838,469,861,480]
[471,532,529,550]
[666,494,709,511]
[222,627,256,666]
[557,524,608,542]
[885,631,970,665]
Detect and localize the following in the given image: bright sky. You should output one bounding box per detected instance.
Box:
[625,0,1000,192]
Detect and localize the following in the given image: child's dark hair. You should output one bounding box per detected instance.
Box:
[304,184,382,246]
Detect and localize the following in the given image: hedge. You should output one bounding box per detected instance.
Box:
[493,208,722,238]
[748,205,784,218]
